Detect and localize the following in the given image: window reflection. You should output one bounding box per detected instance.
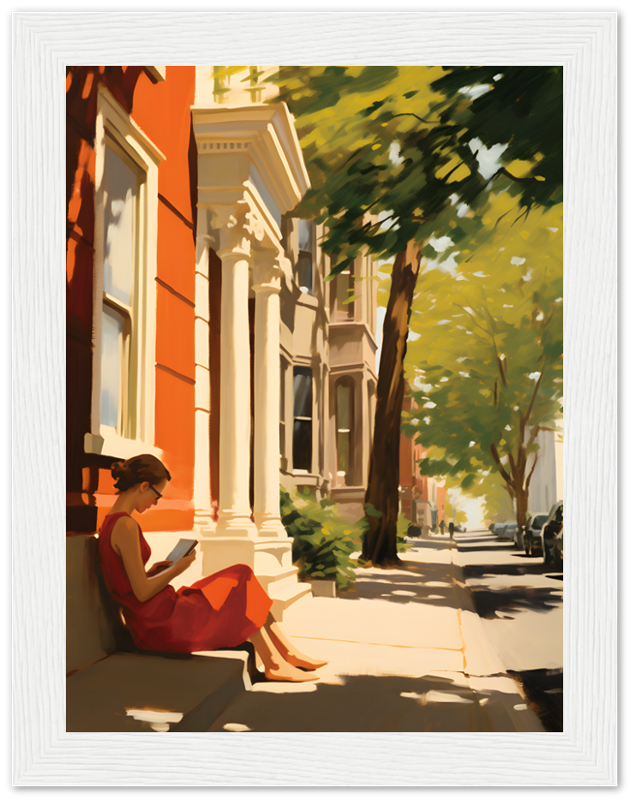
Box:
[293,367,313,471]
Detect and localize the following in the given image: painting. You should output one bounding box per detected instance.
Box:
[14,10,617,787]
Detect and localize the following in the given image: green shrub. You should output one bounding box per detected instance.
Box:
[280,487,360,592]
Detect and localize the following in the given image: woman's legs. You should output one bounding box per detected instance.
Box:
[265,615,328,670]
[248,627,318,682]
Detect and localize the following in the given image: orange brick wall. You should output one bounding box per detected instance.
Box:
[66,66,198,534]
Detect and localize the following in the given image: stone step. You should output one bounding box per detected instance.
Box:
[268,580,312,619]
[257,565,300,593]
[66,651,247,732]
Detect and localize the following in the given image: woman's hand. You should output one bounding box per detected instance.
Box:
[173,551,197,575]
[146,560,173,577]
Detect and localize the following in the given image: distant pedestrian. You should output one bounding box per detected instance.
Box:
[439,519,445,536]
[449,521,455,539]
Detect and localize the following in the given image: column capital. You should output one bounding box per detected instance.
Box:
[210,201,266,260]
[252,245,292,291]
[252,251,283,294]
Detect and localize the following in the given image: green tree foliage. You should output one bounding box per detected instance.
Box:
[402,198,563,529]
[274,66,561,267]
[461,470,516,527]
[273,66,562,562]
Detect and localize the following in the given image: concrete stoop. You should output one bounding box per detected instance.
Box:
[66,650,249,732]
[255,563,313,619]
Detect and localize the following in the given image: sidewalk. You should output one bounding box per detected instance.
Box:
[205,536,546,732]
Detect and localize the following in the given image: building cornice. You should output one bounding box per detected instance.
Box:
[192,103,310,238]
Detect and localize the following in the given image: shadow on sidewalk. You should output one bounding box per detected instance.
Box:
[207,672,535,733]
[509,668,563,732]
[464,560,561,578]
[337,553,464,610]
[463,581,562,619]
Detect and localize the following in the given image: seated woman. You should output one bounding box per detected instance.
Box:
[99,454,326,682]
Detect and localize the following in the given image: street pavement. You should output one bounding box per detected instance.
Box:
[205,533,547,732]
[455,529,563,670]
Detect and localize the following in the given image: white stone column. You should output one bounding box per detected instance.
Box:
[214,209,258,540]
[252,256,287,538]
[193,210,213,535]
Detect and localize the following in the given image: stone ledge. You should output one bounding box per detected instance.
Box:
[66,651,246,732]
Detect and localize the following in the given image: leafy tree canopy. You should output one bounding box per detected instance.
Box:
[402,193,562,510]
[273,66,562,274]
[271,64,563,552]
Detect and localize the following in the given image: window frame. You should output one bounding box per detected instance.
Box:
[279,355,289,472]
[296,219,315,296]
[292,365,313,474]
[85,85,165,460]
[331,258,355,320]
[335,376,355,485]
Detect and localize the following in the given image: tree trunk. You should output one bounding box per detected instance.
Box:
[496,448,533,540]
[514,477,529,530]
[362,242,421,565]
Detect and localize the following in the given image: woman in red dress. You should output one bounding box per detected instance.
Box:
[99,454,326,682]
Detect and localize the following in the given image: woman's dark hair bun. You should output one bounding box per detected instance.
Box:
[111,454,171,493]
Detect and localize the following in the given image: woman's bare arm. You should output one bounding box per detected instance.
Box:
[111,516,196,602]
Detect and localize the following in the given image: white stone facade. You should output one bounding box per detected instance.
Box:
[190,68,378,615]
[527,420,564,516]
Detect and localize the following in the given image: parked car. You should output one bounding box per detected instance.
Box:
[523,512,548,556]
[541,501,563,568]
[503,522,520,547]
[502,522,526,550]
[552,524,563,570]
[493,522,510,538]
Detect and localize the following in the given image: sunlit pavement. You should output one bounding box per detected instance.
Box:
[205,534,546,732]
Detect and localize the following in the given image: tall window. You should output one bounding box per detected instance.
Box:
[296,219,314,295]
[86,85,163,460]
[279,357,288,469]
[336,378,354,485]
[332,260,355,320]
[100,141,138,437]
[293,367,313,472]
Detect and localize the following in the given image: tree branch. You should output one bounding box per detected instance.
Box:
[496,354,508,386]
[508,450,517,478]
[478,294,508,388]
[521,367,545,431]
[453,304,494,342]
[490,166,537,185]
[489,442,513,487]
[525,424,541,451]
[390,112,441,125]
[525,454,539,491]
[360,214,395,232]
[511,205,530,227]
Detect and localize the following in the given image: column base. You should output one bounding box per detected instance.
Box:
[194,510,216,539]
[199,536,256,576]
[254,512,289,539]
[215,510,259,540]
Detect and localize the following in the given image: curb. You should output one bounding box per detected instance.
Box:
[449,546,546,732]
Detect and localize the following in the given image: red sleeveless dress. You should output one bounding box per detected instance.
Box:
[98,512,272,652]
